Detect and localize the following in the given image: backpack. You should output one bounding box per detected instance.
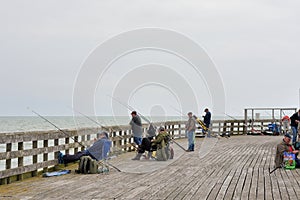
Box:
[283,152,296,170]
[78,156,98,174]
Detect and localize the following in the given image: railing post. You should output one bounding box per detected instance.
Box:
[17,142,24,181]
[74,136,79,153]
[3,143,12,184]
[43,140,48,172]
[32,141,38,177]
[65,138,69,155]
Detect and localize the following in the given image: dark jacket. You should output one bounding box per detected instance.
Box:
[290,112,300,127]
[203,112,211,127]
[275,140,294,168]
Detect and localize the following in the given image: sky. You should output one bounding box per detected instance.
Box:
[0,0,299,117]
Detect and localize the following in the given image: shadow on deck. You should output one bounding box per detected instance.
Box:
[1,136,298,200]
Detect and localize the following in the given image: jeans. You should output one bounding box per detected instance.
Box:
[187,130,195,151]
[63,150,90,164]
[203,123,211,137]
[134,137,142,145]
[292,126,298,144]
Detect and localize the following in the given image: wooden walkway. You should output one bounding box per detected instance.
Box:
[1,135,300,200]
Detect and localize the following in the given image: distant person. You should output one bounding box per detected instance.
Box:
[130,111,143,145]
[202,108,211,137]
[290,109,300,144]
[281,115,290,134]
[58,131,111,164]
[275,133,300,168]
[186,112,196,151]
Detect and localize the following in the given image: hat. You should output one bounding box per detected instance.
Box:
[98,131,109,138]
[284,133,291,139]
[159,126,165,132]
[131,111,137,115]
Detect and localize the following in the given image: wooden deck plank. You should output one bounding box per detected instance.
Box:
[191,141,249,199]
[209,144,252,200]
[217,144,257,199]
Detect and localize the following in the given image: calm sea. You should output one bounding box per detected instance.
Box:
[0,116,185,133]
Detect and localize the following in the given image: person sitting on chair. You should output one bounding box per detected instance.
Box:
[275,133,300,168]
[58,131,111,164]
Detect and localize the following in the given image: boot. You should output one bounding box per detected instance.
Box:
[132,153,142,160]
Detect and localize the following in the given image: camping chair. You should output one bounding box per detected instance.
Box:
[97,140,112,173]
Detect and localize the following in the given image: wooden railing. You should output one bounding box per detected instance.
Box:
[0,119,279,185]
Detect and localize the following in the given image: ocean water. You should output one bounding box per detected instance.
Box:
[0,116,184,133]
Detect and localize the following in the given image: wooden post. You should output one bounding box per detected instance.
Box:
[74,136,79,154]
[65,138,69,155]
[43,140,48,172]
[17,142,24,181]
[244,109,248,134]
[32,141,38,177]
[3,143,12,184]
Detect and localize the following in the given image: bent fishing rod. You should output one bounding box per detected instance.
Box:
[28,107,85,148]
[69,106,113,133]
[108,95,152,124]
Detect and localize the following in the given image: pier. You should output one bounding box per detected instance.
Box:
[0,117,299,199]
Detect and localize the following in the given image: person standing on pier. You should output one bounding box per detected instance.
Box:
[202,108,211,137]
[281,115,290,134]
[290,109,300,144]
[130,111,143,145]
[186,112,196,151]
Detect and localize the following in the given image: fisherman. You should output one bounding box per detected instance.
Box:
[290,109,300,144]
[132,135,152,160]
[58,131,111,164]
[281,115,290,134]
[130,111,143,145]
[132,127,170,161]
[151,127,171,161]
[275,133,300,168]
[186,112,196,151]
[202,108,211,137]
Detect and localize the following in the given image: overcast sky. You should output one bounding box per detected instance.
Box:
[0,0,299,117]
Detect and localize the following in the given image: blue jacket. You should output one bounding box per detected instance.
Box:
[87,137,111,161]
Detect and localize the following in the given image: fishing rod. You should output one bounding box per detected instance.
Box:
[69,106,113,133]
[108,95,152,124]
[223,112,238,121]
[29,107,122,172]
[98,160,121,172]
[28,107,85,148]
